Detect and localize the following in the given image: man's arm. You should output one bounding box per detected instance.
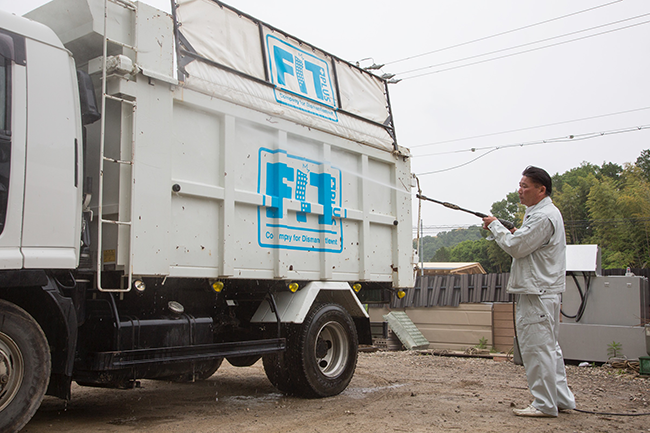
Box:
[482,216,516,233]
[483,213,554,259]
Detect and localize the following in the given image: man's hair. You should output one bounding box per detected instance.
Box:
[522,166,552,196]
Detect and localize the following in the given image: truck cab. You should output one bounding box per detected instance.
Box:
[0,11,84,271]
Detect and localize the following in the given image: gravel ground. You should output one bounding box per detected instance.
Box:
[22,350,650,433]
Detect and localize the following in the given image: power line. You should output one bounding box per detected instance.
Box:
[421,125,650,157]
[417,148,500,175]
[415,125,650,176]
[401,18,650,81]
[410,106,650,149]
[396,13,650,76]
[415,125,650,158]
[385,1,623,66]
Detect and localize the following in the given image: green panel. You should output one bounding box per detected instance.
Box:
[640,356,650,376]
[383,311,429,350]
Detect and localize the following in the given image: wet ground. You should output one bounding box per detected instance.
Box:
[22,351,650,433]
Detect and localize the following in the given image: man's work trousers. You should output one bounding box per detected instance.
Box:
[516,293,576,416]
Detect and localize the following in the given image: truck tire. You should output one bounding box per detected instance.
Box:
[262,351,295,394]
[297,303,358,397]
[265,303,358,398]
[0,300,51,433]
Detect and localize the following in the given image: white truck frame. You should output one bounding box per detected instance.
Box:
[0,0,413,431]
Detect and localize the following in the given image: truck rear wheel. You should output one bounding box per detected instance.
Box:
[0,300,51,433]
[264,303,358,398]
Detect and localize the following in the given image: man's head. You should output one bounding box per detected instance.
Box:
[519,166,552,207]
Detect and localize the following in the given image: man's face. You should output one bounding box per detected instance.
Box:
[518,176,546,207]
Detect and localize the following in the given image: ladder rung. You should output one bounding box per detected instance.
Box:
[100,219,132,226]
[105,37,137,52]
[104,93,136,105]
[103,156,133,165]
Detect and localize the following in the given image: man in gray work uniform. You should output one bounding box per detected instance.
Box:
[482,166,575,417]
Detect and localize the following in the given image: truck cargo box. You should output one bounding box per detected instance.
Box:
[27,0,413,289]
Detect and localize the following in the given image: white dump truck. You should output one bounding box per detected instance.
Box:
[0,0,413,430]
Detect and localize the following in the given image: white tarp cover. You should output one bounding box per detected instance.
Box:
[174,0,394,151]
[176,0,266,80]
[335,59,390,124]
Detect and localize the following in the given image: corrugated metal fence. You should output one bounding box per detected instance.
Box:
[392,268,648,309]
[392,273,512,309]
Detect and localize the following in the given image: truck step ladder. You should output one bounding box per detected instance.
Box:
[96,0,138,292]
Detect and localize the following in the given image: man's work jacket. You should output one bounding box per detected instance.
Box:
[487,196,566,295]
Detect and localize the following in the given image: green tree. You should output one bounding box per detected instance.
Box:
[586,176,630,268]
[597,162,623,181]
[447,238,512,273]
[490,191,524,227]
[584,164,650,269]
[486,241,512,273]
[413,226,483,262]
[431,246,451,262]
[554,173,598,244]
[635,149,650,182]
[449,239,489,265]
[614,166,650,267]
[551,161,623,245]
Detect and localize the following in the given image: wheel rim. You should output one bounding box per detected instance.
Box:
[0,331,24,412]
[314,320,349,378]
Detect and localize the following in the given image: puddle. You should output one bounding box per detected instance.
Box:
[343,383,406,399]
[223,393,284,405]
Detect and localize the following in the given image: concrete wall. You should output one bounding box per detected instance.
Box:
[369,304,494,352]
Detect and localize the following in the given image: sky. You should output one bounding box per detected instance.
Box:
[3,0,650,237]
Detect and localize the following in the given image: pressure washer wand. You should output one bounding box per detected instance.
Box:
[416,194,515,230]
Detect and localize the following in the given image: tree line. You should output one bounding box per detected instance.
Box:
[415,150,650,272]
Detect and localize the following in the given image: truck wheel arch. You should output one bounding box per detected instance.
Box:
[251,281,371,345]
[0,274,78,400]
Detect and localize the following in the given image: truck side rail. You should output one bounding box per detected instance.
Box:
[82,338,286,370]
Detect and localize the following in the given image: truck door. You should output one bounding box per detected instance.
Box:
[0,31,26,270]
[20,35,83,270]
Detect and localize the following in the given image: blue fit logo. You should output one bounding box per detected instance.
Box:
[258,148,345,252]
[266,35,338,122]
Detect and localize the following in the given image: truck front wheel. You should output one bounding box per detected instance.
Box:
[0,300,51,433]
[265,303,358,398]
